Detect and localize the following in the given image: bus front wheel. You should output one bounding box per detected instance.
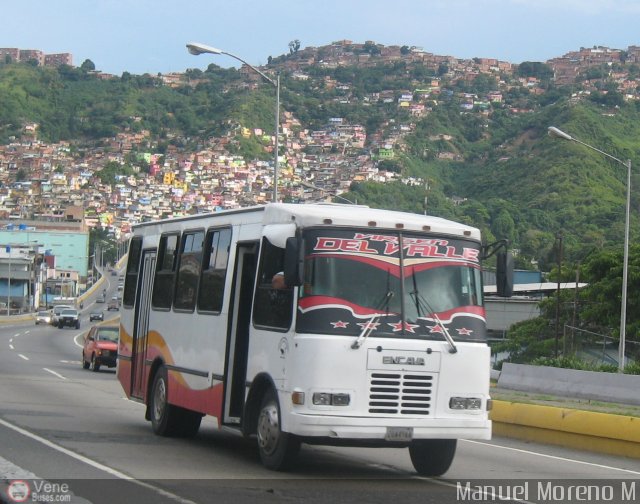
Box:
[408,439,457,476]
[256,389,300,471]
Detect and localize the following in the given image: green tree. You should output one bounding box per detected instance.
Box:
[80,59,96,72]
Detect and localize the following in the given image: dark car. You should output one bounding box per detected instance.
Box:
[89,310,104,322]
[58,308,80,329]
[82,324,119,371]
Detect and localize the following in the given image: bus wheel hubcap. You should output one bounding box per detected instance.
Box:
[154,379,166,420]
[257,401,279,455]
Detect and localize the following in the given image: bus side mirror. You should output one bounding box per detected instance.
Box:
[496,251,514,297]
[284,236,303,287]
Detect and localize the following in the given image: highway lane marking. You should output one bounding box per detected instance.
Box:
[9,344,14,349]
[0,417,199,504]
[18,354,29,361]
[462,439,640,475]
[73,333,84,348]
[0,454,39,479]
[43,368,67,380]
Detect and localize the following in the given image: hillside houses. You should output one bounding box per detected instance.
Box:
[2,41,640,239]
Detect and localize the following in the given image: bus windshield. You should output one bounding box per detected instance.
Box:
[297,229,486,342]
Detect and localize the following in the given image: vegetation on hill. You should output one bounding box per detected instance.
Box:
[1,51,639,368]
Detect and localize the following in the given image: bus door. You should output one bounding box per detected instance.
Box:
[130,249,156,400]
[223,241,257,425]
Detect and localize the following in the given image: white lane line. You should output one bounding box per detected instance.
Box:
[9,344,14,350]
[43,368,67,380]
[73,333,84,348]
[0,417,198,504]
[18,354,29,361]
[462,439,640,475]
[0,454,39,479]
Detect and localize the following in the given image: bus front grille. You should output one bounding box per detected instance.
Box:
[368,372,433,415]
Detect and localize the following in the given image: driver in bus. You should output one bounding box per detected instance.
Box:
[271,271,286,290]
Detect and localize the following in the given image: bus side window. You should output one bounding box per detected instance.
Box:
[122,237,142,308]
[197,227,231,313]
[174,230,204,312]
[152,233,179,310]
[253,238,293,330]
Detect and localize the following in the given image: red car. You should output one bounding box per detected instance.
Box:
[82,324,119,372]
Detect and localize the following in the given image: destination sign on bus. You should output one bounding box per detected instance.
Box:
[313,233,480,263]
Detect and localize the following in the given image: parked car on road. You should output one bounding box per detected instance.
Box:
[35,310,51,325]
[82,324,119,372]
[89,310,104,322]
[58,308,80,329]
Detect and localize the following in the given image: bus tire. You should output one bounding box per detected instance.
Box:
[408,439,457,476]
[256,388,300,471]
[150,366,181,437]
[178,409,202,438]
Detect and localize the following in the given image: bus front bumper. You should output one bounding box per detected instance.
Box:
[286,411,491,441]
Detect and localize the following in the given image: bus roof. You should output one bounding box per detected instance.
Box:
[264,203,481,241]
[132,203,481,241]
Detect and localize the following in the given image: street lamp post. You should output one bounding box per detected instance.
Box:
[548,126,631,372]
[298,180,356,204]
[6,248,10,316]
[186,42,280,202]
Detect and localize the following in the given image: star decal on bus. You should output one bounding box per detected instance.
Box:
[456,327,473,336]
[428,324,445,334]
[356,321,381,331]
[330,320,349,328]
[388,321,420,333]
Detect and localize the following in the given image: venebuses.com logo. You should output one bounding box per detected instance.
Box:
[7,480,30,502]
[6,480,72,503]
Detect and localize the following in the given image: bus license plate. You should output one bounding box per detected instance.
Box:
[385,427,413,442]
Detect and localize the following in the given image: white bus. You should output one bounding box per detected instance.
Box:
[117,203,512,475]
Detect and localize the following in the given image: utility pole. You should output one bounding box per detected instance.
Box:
[554,233,563,359]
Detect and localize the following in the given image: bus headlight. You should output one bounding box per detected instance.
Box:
[312,392,350,406]
[449,397,482,410]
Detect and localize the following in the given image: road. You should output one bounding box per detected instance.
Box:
[0,308,639,503]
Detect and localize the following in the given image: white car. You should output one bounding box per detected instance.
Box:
[35,310,52,325]
[51,305,73,326]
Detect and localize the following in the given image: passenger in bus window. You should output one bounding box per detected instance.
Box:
[272,271,286,290]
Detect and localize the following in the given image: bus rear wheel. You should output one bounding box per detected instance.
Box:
[256,389,300,471]
[408,439,457,476]
[150,366,181,437]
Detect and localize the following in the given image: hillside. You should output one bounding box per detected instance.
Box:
[0,44,638,272]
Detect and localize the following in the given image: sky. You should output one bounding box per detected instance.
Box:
[3,0,640,76]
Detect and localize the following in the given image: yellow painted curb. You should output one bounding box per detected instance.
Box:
[491,400,640,458]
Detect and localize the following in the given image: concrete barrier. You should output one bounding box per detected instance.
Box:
[491,400,640,458]
[497,362,640,406]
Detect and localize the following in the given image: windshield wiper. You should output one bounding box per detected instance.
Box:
[350,290,394,349]
[410,267,457,354]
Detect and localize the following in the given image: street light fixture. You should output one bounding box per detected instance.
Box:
[186,42,280,202]
[548,126,631,372]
